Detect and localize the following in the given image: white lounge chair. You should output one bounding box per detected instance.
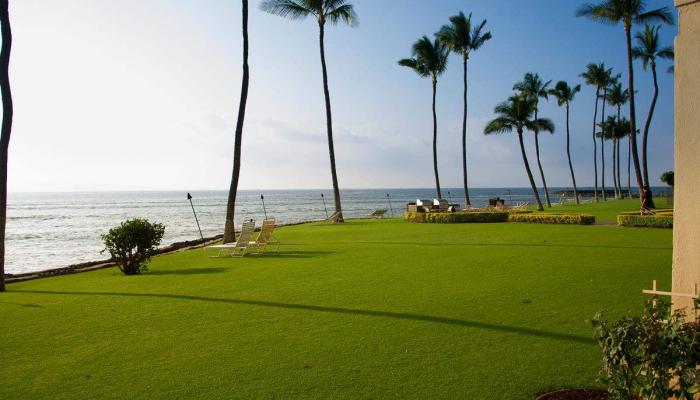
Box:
[249,218,279,254]
[361,209,388,219]
[207,219,256,257]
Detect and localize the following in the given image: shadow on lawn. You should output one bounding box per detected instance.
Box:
[148,268,227,276]
[310,241,671,251]
[13,289,596,346]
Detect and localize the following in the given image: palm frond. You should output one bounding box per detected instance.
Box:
[576,2,620,25]
[484,117,515,135]
[260,0,313,20]
[636,7,674,26]
[657,46,674,60]
[530,118,555,135]
[325,2,358,26]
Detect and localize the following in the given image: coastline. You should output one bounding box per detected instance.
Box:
[4,219,324,284]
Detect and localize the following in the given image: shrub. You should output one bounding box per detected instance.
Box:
[102,219,166,275]
[505,209,534,214]
[593,298,700,399]
[617,214,673,228]
[404,211,509,223]
[507,213,595,225]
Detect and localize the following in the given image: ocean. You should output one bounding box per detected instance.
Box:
[5,187,619,274]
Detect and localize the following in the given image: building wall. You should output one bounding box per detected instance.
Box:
[673,0,700,313]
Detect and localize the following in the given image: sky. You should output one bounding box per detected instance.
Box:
[7,0,676,192]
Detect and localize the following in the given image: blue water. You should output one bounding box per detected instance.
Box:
[5,187,612,274]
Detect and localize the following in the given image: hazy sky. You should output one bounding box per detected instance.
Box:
[7,0,676,192]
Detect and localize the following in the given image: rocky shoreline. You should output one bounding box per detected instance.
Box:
[4,219,322,284]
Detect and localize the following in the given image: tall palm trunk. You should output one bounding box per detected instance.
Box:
[591,88,600,202]
[627,137,631,198]
[625,22,645,206]
[640,59,658,208]
[600,87,607,201]
[617,134,622,198]
[533,107,551,207]
[0,0,12,292]
[318,23,343,219]
[431,75,442,199]
[565,103,580,204]
[223,0,250,243]
[517,129,544,211]
[461,56,470,206]
[612,137,618,198]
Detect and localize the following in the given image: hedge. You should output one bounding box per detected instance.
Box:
[507,213,596,225]
[404,211,509,223]
[617,214,673,228]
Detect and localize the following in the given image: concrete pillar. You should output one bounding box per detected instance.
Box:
[673,0,700,314]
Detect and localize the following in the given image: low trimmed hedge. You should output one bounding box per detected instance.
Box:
[508,213,596,225]
[404,211,509,223]
[506,209,534,214]
[617,214,673,228]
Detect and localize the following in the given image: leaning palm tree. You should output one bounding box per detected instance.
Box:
[513,73,552,207]
[633,24,674,208]
[484,95,554,212]
[260,0,358,221]
[436,12,491,207]
[549,81,582,204]
[606,82,629,198]
[577,0,674,208]
[580,63,608,202]
[223,0,251,244]
[0,0,12,292]
[399,36,449,199]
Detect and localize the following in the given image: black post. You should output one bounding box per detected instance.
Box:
[321,193,328,218]
[187,193,205,245]
[260,194,267,220]
[386,193,394,217]
[508,189,512,204]
[447,191,452,204]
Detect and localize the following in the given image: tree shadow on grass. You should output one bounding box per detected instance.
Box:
[13,289,595,346]
[291,241,671,251]
[0,300,43,308]
[147,268,227,276]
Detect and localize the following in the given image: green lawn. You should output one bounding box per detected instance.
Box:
[0,201,672,399]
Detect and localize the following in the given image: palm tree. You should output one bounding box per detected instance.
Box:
[577,0,674,208]
[580,63,608,202]
[598,70,618,201]
[513,73,552,207]
[549,81,582,204]
[633,24,674,208]
[223,0,251,244]
[606,82,629,198]
[399,36,449,199]
[484,95,554,211]
[0,0,12,292]
[436,12,491,206]
[260,0,358,221]
[598,116,621,199]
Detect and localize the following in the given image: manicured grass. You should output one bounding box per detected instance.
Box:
[0,215,672,399]
[536,197,672,222]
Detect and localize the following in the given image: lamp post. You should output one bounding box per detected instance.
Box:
[187,193,205,245]
[386,193,394,217]
[321,193,328,218]
[260,194,268,220]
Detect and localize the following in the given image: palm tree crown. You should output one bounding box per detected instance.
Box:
[513,73,551,105]
[548,81,581,106]
[576,0,674,29]
[606,82,629,108]
[484,96,554,136]
[632,24,674,70]
[260,0,357,27]
[398,36,449,81]
[436,12,492,59]
[580,62,612,92]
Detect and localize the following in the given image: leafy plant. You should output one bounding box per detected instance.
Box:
[617,214,673,228]
[593,298,700,399]
[660,171,674,187]
[508,213,595,225]
[102,219,165,275]
[404,211,509,223]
